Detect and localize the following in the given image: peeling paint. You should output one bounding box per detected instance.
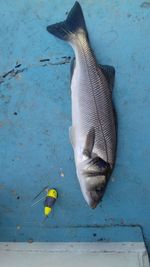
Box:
[0,56,71,85]
[140,1,150,8]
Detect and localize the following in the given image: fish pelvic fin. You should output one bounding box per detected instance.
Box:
[46,2,87,41]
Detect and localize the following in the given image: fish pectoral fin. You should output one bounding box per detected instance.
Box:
[99,64,115,91]
[83,127,95,158]
[69,126,75,148]
[70,57,76,83]
[85,157,111,176]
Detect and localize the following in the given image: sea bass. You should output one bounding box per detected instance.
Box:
[47,2,116,208]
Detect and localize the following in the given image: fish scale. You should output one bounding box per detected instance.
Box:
[71,36,115,164]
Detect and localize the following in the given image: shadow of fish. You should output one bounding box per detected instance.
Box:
[47,2,116,208]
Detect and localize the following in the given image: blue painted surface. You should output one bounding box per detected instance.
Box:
[0,0,150,249]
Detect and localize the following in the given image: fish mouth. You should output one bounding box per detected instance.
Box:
[77,169,109,209]
[84,176,108,208]
[87,189,104,209]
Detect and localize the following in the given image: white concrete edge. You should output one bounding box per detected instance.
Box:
[0,242,147,254]
[0,242,149,267]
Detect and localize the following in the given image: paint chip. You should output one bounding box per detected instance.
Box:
[111,177,116,182]
[16,225,21,230]
[60,172,65,177]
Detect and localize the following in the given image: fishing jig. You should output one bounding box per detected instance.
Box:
[44,188,58,216]
[32,187,58,217]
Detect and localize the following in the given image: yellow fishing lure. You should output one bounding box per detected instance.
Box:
[44,189,58,216]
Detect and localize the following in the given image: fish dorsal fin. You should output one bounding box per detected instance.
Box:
[70,57,76,82]
[83,127,95,158]
[100,64,115,91]
[69,126,75,148]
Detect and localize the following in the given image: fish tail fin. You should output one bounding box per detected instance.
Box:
[46,1,87,41]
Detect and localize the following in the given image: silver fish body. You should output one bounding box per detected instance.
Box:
[47,2,116,208]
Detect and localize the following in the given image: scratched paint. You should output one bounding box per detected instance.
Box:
[0,0,150,251]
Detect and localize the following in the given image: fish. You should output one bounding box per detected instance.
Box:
[47,1,116,208]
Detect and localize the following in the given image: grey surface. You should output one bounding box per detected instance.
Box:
[0,242,149,267]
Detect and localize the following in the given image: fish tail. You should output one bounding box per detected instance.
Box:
[46,1,87,41]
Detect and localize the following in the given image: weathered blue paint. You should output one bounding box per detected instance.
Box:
[0,0,150,249]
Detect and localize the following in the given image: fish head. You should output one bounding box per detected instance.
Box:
[77,157,110,208]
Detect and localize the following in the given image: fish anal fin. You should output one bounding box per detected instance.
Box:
[70,57,76,82]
